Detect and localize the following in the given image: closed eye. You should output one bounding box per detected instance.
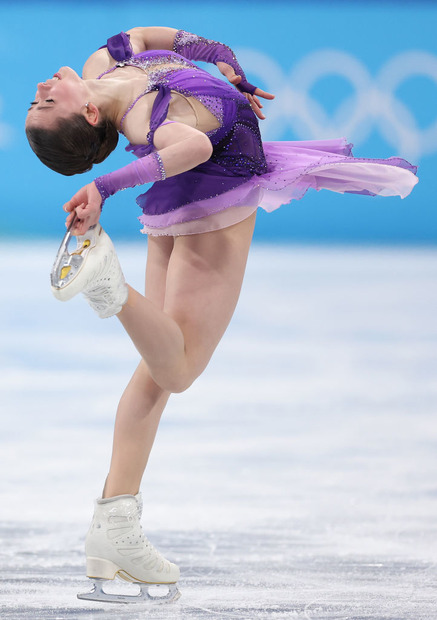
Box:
[28,98,55,111]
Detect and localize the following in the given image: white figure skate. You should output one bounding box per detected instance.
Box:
[77,494,181,604]
[50,215,128,318]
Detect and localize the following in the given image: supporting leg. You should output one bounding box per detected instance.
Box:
[104,234,174,499]
[103,361,170,498]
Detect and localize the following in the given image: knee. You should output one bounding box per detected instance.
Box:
[164,377,195,394]
[156,370,197,394]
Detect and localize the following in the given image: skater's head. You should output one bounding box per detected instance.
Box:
[25,67,118,175]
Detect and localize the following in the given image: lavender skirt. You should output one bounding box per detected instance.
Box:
[138,138,418,236]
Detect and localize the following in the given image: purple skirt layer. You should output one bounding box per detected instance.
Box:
[138,139,418,236]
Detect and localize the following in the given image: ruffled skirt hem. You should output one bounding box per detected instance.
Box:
[138,138,418,236]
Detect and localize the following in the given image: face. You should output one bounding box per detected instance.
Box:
[25,66,87,128]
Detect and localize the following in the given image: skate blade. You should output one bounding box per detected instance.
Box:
[77,578,181,605]
[50,215,99,296]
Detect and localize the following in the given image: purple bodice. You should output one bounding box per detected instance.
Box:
[98,33,267,216]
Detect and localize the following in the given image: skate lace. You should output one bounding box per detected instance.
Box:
[82,250,126,315]
[108,515,171,574]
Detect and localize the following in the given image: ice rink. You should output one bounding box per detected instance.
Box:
[0,241,436,619]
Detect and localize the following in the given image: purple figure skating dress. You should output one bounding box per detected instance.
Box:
[98,32,418,236]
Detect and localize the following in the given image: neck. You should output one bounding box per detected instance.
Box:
[85,78,138,128]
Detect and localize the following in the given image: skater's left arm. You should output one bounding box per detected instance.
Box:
[171,29,275,119]
[126,27,275,119]
[63,123,213,235]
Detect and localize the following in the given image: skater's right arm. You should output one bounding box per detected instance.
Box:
[63,122,213,236]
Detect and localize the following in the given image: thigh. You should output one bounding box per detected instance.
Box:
[145,234,174,308]
[129,235,175,394]
[163,212,256,378]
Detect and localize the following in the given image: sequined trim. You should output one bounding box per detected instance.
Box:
[172,30,257,95]
[173,30,239,68]
[119,89,149,135]
[153,152,167,181]
[116,54,194,72]
[173,30,206,49]
[97,52,194,80]
[94,176,110,205]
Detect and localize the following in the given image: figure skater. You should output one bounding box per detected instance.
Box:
[25,26,418,603]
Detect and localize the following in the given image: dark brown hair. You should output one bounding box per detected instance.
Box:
[26,113,119,176]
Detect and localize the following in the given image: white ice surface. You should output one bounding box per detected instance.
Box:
[0,241,436,619]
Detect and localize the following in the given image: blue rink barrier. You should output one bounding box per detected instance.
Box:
[0,0,435,242]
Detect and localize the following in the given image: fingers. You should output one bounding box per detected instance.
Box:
[74,203,89,220]
[62,196,82,216]
[64,202,95,235]
[62,183,102,234]
[63,200,75,214]
[246,93,266,120]
[65,208,85,234]
[72,218,90,236]
[65,211,76,230]
[253,107,265,120]
[254,87,275,100]
[68,212,96,235]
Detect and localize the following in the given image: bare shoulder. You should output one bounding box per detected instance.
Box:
[81,27,178,78]
[82,48,115,79]
[125,26,178,53]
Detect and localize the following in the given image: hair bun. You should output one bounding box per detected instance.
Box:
[93,119,119,164]
[26,114,119,176]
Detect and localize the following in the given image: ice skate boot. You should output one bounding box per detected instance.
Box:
[50,215,128,318]
[77,494,180,604]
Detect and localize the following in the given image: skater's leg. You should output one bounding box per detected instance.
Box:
[117,212,257,393]
[104,234,174,499]
[83,235,180,594]
[103,362,170,498]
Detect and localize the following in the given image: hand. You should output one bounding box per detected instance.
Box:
[242,89,275,120]
[63,182,102,236]
[216,61,275,120]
